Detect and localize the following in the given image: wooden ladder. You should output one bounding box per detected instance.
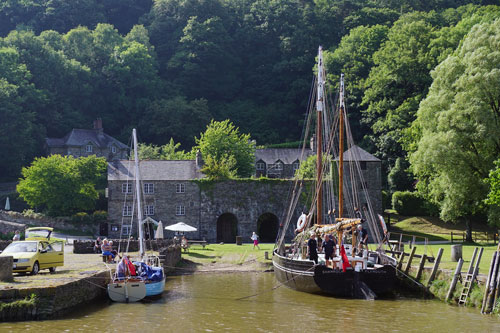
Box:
[458,273,474,305]
[458,247,484,306]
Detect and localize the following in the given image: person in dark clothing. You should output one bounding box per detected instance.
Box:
[307,233,318,264]
[357,224,368,255]
[322,234,336,267]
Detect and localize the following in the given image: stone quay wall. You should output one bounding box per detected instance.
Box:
[0,256,13,282]
[0,240,12,251]
[73,239,175,253]
[0,220,26,235]
[159,244,181,273]
[0,210,98,235]
[0,271,110,321]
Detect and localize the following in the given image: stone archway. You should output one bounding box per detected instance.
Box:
[217,213,238,243]
[257,213,279,243]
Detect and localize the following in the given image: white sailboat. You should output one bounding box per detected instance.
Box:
[107,129,166,302]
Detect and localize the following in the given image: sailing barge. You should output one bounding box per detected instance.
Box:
[273,46,397,299]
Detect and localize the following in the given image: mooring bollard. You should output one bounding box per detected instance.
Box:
[265,251,269,260]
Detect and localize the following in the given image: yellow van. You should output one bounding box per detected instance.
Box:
[0,227,64,275]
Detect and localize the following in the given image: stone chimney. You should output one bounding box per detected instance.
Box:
[93,118,104,135]
[196,150,204,168]
[310,134,316,152]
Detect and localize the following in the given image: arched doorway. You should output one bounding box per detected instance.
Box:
[217,213,238,243]
[257,213,279,243]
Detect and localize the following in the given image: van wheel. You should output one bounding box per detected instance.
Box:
[49,267,56,273]
[31,261,40,275]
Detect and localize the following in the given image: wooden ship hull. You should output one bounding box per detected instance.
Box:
[273,250,396,298]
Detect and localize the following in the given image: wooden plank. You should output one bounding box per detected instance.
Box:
[484,251,500,314]
[427,248,443,288]
[446,258,464,302]
[385,249,434,262]
[404,246,417,275]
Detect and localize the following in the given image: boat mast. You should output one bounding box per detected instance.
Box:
[316,46,324,225]
[133,129,145,258]
[339,74,345,218]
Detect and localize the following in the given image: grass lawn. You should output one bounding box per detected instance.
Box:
[385,211,497,243]
[179,243,275,271]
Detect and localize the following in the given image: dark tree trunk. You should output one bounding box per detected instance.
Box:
[465,217,473,243]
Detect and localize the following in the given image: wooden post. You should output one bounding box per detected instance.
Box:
[451,232,453,244]
[405,246,417,275]
[446,258,464,302]
[397,252,406,271]
[467,247,479,275]
[482,251,499,314]
[472,248,484,283]
[415,254,427,281]
[427,248,444,288]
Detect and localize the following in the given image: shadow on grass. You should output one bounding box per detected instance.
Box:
[183,252,217,259]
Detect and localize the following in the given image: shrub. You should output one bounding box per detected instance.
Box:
[92,210,108,221]
[392,191,426,216]
[72,212,91,223]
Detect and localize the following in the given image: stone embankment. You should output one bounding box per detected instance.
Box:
[0,242,181,321]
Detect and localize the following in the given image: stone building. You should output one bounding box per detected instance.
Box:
[105,145,382,243]
[46,118,128,161]
[337,145,382,215]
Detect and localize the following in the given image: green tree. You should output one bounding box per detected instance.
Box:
[194,119,255,178]
[200,154,237,180]
[17,155,107,216]
[410,19,500,236]
[295,154,316,179]
[136,140,193,160]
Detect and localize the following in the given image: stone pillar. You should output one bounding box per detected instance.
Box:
[0,256,13,282]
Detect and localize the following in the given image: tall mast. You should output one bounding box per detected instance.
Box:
[316,46,324,225]
[133,129,145,258]
[339,74,345,218]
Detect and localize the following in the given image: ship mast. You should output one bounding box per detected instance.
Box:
[339,74,345,218]
[133,128,145,258]
[316,46,324,225]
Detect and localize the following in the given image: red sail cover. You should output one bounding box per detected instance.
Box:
[124,257,136,276]
[340,245,350,272]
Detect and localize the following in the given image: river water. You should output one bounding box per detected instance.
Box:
[1,272,499,332]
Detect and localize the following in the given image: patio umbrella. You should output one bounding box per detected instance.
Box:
[4,197,10,210]
[164,222,197,232]
[155,220,164,239]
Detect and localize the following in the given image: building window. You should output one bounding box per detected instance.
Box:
[293,162,300,171]
[144,183,154,194]
[176,205,185,216]
[274,162,283,170]
[86,144,93,153]
[121,225,131,237]
[360,161,367,170]
[256,162,265,171]
[123,205,132,216]
[144,205,155,216]
[176,183,185,193]
[111,146,116,153]
[122,183,132,193]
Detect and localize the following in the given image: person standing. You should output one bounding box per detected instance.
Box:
[94,237,102,253]
[322,234,335,267]
[251,232,260,250]
[12,230,20,241]
[307,233,318,264]
[357,224,368,255]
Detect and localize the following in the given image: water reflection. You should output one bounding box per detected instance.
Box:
[1,272,499,332]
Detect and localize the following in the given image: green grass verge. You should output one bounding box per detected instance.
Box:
[180,243,274,267]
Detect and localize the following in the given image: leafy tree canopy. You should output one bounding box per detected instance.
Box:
[410,19,500,228]
[17,155,107,216]
[194,119,255,178]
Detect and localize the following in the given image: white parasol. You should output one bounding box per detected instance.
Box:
[155,220,164,239]
[164,222,197,232]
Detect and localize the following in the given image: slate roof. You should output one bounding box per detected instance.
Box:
[108,160,205,181]
[46,129,128,149]
[255,148,314,164]
[339,145,380,162]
